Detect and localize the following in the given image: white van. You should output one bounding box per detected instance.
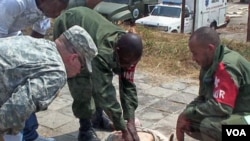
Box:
[135,0,229,33]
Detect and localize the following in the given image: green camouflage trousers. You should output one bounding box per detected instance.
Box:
[67,58,126,130]
[187,114,248,141]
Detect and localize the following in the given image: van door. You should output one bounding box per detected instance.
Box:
[201,10,209,27]
[207,0,227,27]
[218,7,226,26]
[218,0,227,26]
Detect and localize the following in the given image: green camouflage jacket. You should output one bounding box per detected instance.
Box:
[184,45,250,120]
[53,7,138,130]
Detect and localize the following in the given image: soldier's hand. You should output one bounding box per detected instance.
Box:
[176,114,190,141]
[122,129,133,141]
[127,118,140,141]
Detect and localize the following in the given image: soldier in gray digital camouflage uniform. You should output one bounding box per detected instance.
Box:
[0,25,97,141]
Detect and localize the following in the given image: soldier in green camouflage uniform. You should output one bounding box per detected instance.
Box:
[0,25,97,140]
[53,7,143,141]
[176,27,250,141]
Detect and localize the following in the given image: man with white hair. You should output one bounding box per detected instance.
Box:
[0,25,97,141]
[0,0,70,140]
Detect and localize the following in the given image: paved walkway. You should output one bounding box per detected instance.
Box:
[227,1,248,18]
[36,71,200,141]
[218,1,248,42]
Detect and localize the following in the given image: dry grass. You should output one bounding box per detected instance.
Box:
[24,23,250,80]
[129,25,250,80]
[131,25,199,79]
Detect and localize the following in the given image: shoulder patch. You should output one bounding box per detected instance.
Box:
[213,62,239,108]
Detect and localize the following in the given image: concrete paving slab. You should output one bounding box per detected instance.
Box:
[182,85,199,95]
[150,98,186,114]
[168,92,197,104]
[161,81,188,91]
[143,86,178,98]
[37,111,74,129]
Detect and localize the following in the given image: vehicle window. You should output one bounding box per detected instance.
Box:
[103,0,129,4]
[151,6,181,18]
[211,0,219,2]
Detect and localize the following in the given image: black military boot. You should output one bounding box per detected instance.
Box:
[78,119,101,141]
[91,107,114,131]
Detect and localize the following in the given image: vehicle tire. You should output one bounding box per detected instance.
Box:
[210,22,217,30]
[171,30,178,33]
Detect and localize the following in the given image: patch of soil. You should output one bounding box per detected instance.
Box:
[218,23,247,33]
[217,22,248,42]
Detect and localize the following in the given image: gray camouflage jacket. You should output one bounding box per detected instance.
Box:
[0,36,66,134]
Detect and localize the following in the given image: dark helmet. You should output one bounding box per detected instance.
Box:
[116,32,143,69]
